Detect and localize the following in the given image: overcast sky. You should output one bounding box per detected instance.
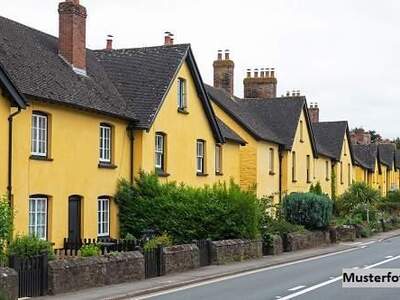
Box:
[2,0,400,139]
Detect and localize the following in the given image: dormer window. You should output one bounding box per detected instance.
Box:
[177,78,187,111]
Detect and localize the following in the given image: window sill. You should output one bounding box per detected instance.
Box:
[216,172,224,176]
[177,108,189,115]
[300,140,304,143]
[98,162,118,169]
[197,172,209,177]
[292,179,297,183]
[156,170,170,178]
[30,155,53,162]
[269,171,275,175]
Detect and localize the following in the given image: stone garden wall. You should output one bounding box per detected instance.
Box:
[0,268,18,300]
[162,244,200,274]
[284,230,331,252]
[48,251,144,295]
[210,239,262,265]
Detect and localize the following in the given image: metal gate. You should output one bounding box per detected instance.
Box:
[9,253,48,298]
[144,245,164,278]
[194,240,211,266]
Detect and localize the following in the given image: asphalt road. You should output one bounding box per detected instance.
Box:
[134,236,400,300]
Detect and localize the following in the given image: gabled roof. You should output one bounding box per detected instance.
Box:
[0,62,27,108]
[206,84,317,152]
[352,144,378,171]
[216,118,246,145]
[0,16,135,121]
[95,46,224,143]
[378,143,396,169]
[313,121,352,161]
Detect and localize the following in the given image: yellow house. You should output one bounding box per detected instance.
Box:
[312,121,354,198]
[0,0,243,247]
[352,144,379,189]
[377,144,397,195]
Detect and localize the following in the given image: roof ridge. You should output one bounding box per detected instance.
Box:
[93,43,191,53]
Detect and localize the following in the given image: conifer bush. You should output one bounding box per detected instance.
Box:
[115,173,262,244]
[282,192,333,229]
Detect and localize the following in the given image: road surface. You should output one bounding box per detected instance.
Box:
[133,235,400,300]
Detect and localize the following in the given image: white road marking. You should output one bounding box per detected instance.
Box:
[386,255,394,258]
[132,247,360,299]
[329,276,335,279]
[361,241,376,246]
[275,296,282,299]
[352,267,359,269]
[360,246,367,249]
[288,285,305,291]
[341,242,362,246]
[278,255,400,300]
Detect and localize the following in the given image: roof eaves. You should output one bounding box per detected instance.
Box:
[0,62,27,108]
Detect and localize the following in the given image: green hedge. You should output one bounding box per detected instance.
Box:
[282,192,333,229]
[115,173,262,244]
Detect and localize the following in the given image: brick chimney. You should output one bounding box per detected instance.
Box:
[58,0,87,75]
[106,35,113,51]
[213,50,235,95]
[350,128,372,145]
[243,67,277,98]
[308,102,319,123]
[164,32,174,45]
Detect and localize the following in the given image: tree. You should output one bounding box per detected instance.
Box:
[0,196,13,264]
[368,130,382,144]
[393,137,400,150]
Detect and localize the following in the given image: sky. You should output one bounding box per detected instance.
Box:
[2,0,400,139]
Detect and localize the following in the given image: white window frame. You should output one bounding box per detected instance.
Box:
[31,113,48,157]
[97,197,110,237]
[99,124,112,163]
[196,140,205,173]
[215,144,222,174]
[177,78,187,110]
[155,133,165,170]
[29,197,47,240]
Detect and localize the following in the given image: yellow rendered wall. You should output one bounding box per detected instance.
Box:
[135,62,240,187]
[378,164,388,196]
[333,133,353,196]
[313,156,332,197]
[0,91,9,197]
[354,166,368,184]
[282,109,314,195]
[211,102,281,199]
[12,101,131,247]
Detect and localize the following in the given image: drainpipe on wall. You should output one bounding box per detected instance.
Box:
[278,146,283,203]
[7,107,22,206]
[127,125,135,185]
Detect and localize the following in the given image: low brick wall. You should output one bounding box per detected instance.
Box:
[336,225,356,241]
[48,251,144,295]
[263,234,283,255]
[284,231,331,252]
[163,244,200,274]
[210,239,262,265]
[0,268,18,300]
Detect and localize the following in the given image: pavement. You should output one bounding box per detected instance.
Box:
[37,229,400,300]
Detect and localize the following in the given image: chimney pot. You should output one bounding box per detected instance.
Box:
[260,68,265,78]
[271,68,275,78]
[266,68,270,77]
[246,69,251,78]
[217,50,222,60]
[254,68,259,78]
[224,50,230,60]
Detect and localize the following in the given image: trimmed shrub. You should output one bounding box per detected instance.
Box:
[282,192,333,229]
[0,196,12,265]
[115,173,262,244]
[80,244,101,257]
[309,182,323,196]
[8,235,54,260]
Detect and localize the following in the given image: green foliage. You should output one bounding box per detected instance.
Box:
[143,233,173,251]
[331,169,337,201]
[80,244,101,257]
[336,182,381,222]
[264,219,306,236]
[282,192,333,229]
[115,173,262,244]
[0,289,7,300]
[0,196,12,265]
[309,182,323,196]
[124,233,136,242]
[8,235,54,260]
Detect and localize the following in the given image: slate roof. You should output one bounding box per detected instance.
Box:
[0,16,135,121]
[378,143,396,169]
[0,61,27,108]
[216,118,246,145]
[94,45,189,128]
[206,84,314,151]
[395,150,400,170]
[312,121,349,161]
[352,144,378,171]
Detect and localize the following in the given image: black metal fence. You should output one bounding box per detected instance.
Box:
[144,245,164,278]
[194,240,212,266]
[9,253,48,298]
[54,237,138,256]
